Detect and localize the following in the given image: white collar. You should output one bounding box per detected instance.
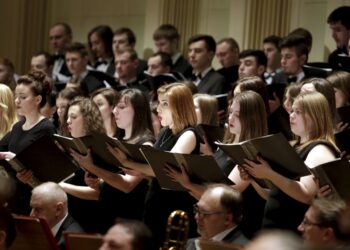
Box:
[51,213,68,237]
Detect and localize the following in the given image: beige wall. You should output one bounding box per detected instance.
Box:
[0,0,348,74]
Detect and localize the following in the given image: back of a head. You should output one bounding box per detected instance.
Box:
[0,206,16,249]
[245,230,305,250]
[115,219,155,250]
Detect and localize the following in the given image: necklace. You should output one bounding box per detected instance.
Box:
[159,128,174,148]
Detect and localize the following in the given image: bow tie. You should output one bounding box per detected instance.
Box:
[53,54,65,61]
[264,72,275,78]
[287,76,297,84]
[94,60,108,67]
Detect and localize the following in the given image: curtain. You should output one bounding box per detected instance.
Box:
[161,0,200,55]
[244,0,291,49]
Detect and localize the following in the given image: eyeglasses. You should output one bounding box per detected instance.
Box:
[300,218,323,228]
[193,204,225,218]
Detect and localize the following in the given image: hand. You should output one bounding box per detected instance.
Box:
[268,92,281,113]
[164,163,191,188]
[314,178,332,198]
[70,148,94,170]
[335,122,349,132]
[200,136,214,156]
[16,169,34,184]
[106,143,128,166]
[0,151,16,160]
[84,171,101,190]
[243,156,273,180]
[237,165,251,181]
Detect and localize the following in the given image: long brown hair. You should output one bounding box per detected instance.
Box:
[157,83,197,134]
[224,91,267,143]
[293,92,338,152]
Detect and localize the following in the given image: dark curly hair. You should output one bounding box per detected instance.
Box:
[17,71,52,108]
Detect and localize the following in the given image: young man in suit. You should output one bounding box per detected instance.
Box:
[188,34,226,95]
[153,24,192,77]
[263,35,282,84]
[238,49,267,79]
[272,35,327,84]
[112,27,147,79]
[114,48,151,92]
[186,184,249,250]
[88,25,114,76]
[65,42,115,96]
[30,182,83,249]
[216,37,240,89]
[31,51,54,78]
[327,6,350,69]
[49,23,72,83]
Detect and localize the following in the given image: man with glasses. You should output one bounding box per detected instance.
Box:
[186,184,249,250]
[297,198,347,248]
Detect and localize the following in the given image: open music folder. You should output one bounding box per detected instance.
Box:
[140,146,233,191]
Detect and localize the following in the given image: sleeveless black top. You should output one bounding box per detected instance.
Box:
[262,140,339,231]
[143,127,200,248]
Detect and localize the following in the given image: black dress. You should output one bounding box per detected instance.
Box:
[97,134,154,233]
[0,118,56,214]
[214,149,265,239]
[262,141,339,232]
[143,127,200,248]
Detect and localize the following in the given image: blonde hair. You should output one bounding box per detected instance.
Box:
[0,84,17,138]
[293,92,338,152]
[157,83,197,134]
[193,93,218,126]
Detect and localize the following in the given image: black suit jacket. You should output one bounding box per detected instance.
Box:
[55,214,84,250]
[197,69,226,95]
[185,226,249,250]
[271,65,328,84]
[80,70,116,96]
[217,65,239,92]
[173,56,192,78]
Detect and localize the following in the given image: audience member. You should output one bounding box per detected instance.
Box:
[30,182,83,249]
[0,206,16,250]
[186,184,249,250]
[245,230,305,250]
[49,23,73,83]
[298,198,347,248]
[99,219,154,250]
